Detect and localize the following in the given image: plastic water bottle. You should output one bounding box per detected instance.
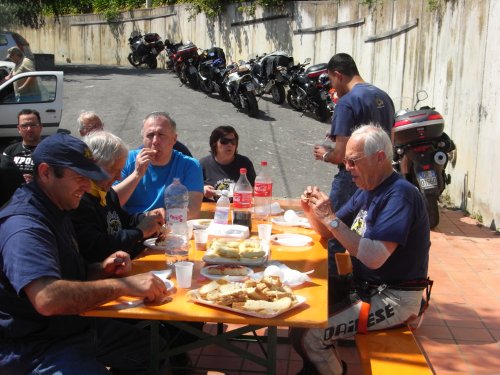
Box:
[232,168,253,231]
[254,161,273,220]
[163,178,189,264]
[214,190,230,225]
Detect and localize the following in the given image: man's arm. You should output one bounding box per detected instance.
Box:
[313,136,349,165]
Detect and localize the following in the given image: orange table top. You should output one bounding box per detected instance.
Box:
[82,201,329,329]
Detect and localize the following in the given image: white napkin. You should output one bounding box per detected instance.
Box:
[253,261,313,286]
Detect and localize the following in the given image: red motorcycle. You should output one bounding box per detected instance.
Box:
[393,91,456,228]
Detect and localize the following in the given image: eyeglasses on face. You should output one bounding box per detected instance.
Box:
[343,152,378,168]
[219,137,236,145]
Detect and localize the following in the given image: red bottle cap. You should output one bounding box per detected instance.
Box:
[240,168,247,174]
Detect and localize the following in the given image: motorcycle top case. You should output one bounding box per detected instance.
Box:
[144,33,161,43]
[177,42,198,57]
[305,63,328,79]
[393,109,445,145]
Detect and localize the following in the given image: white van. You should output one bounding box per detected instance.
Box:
[0,71,64,137]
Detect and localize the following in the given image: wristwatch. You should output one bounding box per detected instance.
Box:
[329,217,341,229]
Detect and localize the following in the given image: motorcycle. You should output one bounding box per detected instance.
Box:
[198,47,229,101]
[249,51,293,104]
[127,32,164,69]
[224,61,259,118]
[164,39,183,72]
[175,41,200,89]
[286,58,331,122]
[393,91,456,228]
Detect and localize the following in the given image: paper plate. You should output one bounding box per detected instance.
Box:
[191,295,306,318]
[151,269,172,279]
[271,216,311,228]
[271,234,313,247]
[200,266,253,282]
[188,219,213,230]
[143,238,167,251]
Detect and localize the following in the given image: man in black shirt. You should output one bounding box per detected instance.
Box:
[3,109,43,182]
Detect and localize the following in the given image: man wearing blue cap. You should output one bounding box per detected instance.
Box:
[0,133,170,374]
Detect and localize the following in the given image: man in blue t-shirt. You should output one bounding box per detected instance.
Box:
[293,125,430,375]
[113,111,204,218]
[313,53,395,212]
[0,133,170,374]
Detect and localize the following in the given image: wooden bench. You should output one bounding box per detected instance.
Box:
[334,253,433,374]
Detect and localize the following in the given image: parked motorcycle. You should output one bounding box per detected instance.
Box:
[164,39,183,72]
[198,47,229,101]
[249,51,293,104]
[127,32,164,69]
[286,58,331,122]
[175,41,200,89]
[393,91,456,228]
[224,61,259,118]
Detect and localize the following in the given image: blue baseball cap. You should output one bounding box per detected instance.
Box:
[32,133,109,181]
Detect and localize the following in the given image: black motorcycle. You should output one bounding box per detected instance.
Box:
[393,91,456,228]
[127,32,164,69]
[286,58,330,122]
[224,61,259,118]
[198,47,229,101]
[175,41,200,89]
[250,51,293,104]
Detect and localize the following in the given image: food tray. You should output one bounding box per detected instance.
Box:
[190,294,306,318]
[202,243,269,266]
[200,265,253,282]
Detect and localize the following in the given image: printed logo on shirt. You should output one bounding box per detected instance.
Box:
[13,155,34,174]
[107,211,122,234]
[351,209,367,236]
[376,97,385,109]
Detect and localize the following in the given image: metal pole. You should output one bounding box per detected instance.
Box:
[145,0,152,8]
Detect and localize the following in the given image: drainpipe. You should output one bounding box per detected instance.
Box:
[145,0,152,7]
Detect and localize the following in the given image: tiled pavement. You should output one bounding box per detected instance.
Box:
[185,208,500,374]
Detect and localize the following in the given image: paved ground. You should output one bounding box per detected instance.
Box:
[188,208,500,374]
[58,64,334,199]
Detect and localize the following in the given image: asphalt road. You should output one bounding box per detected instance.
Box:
[59,64,336,199]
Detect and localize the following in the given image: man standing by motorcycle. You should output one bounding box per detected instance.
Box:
[313,53,395,213]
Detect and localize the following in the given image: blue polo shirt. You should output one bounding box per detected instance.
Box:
[0,183,90,341]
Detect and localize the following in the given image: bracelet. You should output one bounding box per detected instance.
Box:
[322,150,330,162]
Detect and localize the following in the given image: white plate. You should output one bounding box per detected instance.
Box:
[191,295,306,318]
[271,216,311,228]
[271,234,313,247]
[251,207,285,215]
[151,269,172,279]
[200,266,254,282]
[143,238,167,251]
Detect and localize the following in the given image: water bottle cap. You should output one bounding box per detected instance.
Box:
[221,190,229,196]
[261,161,267,166]
[240,168,247,174]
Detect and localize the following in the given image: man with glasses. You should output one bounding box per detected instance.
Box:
[313,53,395,212]
[3,109,43,182]
[113,111,203,218]
[292,125,431,375]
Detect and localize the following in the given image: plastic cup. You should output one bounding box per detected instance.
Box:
[258,223,273,244]
[175,261,194,288]
[193,229,208,251]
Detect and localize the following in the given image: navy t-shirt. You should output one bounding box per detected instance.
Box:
[336,172,430,284]
[0,183,90,340]
[330,83,395,138]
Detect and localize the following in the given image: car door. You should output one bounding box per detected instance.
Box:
[0,71,64,137]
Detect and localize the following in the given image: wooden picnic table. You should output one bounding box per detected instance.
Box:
[82,201,329,374]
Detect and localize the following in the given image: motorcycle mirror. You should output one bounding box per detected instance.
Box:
[414,90,429,110]
[304,57,311,64]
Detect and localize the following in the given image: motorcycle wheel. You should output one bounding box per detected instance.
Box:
[229,88,241,108]
[179,67,187,84]
[187,71,199,90]
[271,82,286,104]
[127,53,141,67]
[314,99,330,123]
[243,91,259,118]
[423,192,440,228]
[199,77,214,94]
[147,57,158,69]
[286,90,301,111]
[218,85,230,102]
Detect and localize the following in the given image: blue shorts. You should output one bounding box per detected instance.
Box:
[329,167,357,213]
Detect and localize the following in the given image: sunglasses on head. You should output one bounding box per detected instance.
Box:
[219,137,236,145]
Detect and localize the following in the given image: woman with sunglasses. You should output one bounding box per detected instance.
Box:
[199,126,256,201]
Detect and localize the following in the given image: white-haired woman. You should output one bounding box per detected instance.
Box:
[71,131,164,262]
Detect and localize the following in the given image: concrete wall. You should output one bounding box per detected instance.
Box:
[16,0,499,229]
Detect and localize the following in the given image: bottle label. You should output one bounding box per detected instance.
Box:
[166,208,187,225]
[254,182,272,197]
[214,207,229,224]
[233,191,252,208]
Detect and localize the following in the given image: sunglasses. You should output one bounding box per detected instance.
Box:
[343,153,372,168]
[219,137,237,145]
